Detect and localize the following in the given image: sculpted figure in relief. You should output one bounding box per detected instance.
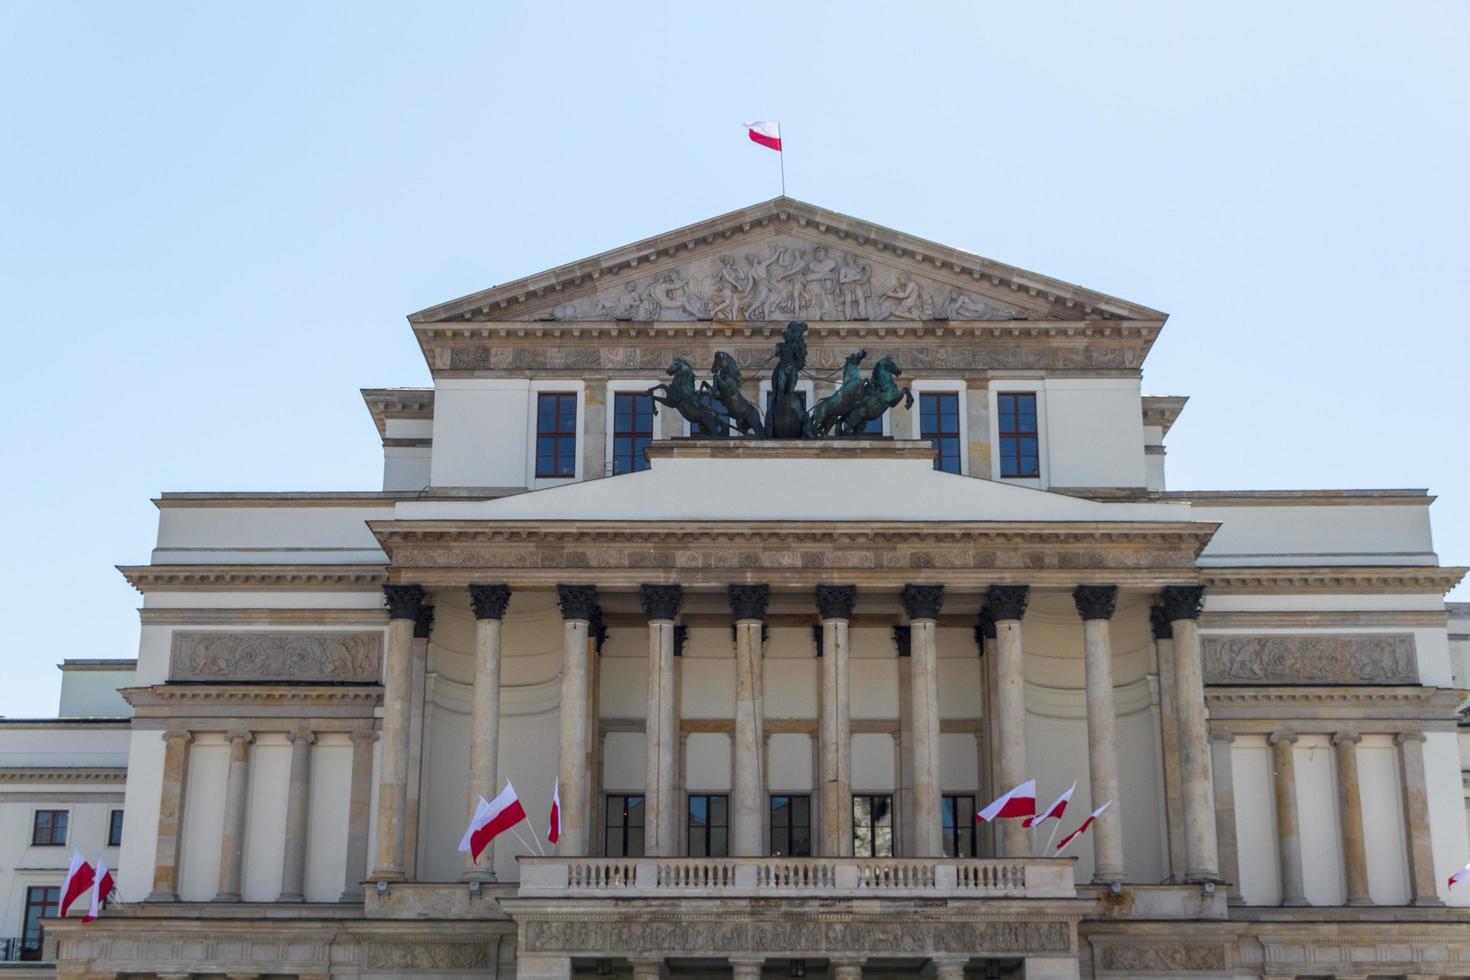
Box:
[802,246,839,319]
[879,275,934,319]
[707,255,750,320]
[839,252,872,318]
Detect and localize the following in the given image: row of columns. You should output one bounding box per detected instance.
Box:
[148,725,373,902]
[1242,727,1442,907]
[368,579,1220,881]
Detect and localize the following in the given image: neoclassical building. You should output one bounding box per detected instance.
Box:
[32,198,1470,978]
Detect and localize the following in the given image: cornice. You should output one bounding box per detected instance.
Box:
[362,387,435,440]
[120,564,389,593]
[1167,488,1433,507]
[139,607,389,626]
[408,197,1165,325]
[154,492,413,509]
[1140,395,1187,437]
[0,767,128,784]
[124,684,383,707]
[1200,565,1467,595]
[1205,685,1464,729]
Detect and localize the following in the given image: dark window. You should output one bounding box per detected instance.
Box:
[997,392,1039,478]
[693,392,729,436]
[107,809,124,847]
[769,794,812,857]
[535,392,578,478]
[31,810,67,847]
[687,794,729,857]
[919,392,961,474]
[604,794,645,857]
[612,392,654,474]
[942,795,977,857]
[852,794,894,857]
[20,885,58,960]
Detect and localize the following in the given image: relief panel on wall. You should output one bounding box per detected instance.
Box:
[170,631,383,682]
[1201,633,1416,685]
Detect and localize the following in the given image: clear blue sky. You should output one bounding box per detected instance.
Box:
[2,2,1467,717]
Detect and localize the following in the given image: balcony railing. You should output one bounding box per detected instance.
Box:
[519,856,1076,900]
[0,937,42,963]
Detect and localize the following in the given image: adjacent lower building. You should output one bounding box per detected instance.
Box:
[20,198,1470,978]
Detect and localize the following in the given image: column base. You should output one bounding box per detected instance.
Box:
[1345,895,1374,906]
[1281,896,1310,907]
[369,870,406,883]
[143,891,177,902]
[277,891,305,902]
[1091,872,1125,886]
[212,893,241,903]
[1411,896,1446,907]
[460,869,497,883]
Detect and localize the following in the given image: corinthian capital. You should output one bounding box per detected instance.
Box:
[815,584,857,621]
[986,584,1030,622]
[556,584,599,622]
[900,584,944,621]
[640,584,684,622]
[383,584,426,621]
[469,584,512,621]
[1072,585,1118,621]
[728,584,770,622]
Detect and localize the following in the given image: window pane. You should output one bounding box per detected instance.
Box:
[710,795,727,827]
[626,796,645,828]
[711,828,727,857]
[772,827,790,857]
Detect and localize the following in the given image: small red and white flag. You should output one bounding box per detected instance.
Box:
[547,778,561,845]
[59,850,96,917]
[1056,800,1113,852]
[1449,861,1470,889]
[458,782,527,862]
[83,860,114,923]
[744,121,782,152]
[1023,781,1076,829]
[977,779,1037,823]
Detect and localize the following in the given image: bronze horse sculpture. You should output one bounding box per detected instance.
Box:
[809,348,869,437]
[646,357,729,435]
[702,351,764,437]
[841,355,913,434]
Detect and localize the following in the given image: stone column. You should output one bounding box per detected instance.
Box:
[817,585,857,857]
[1395,731,1443,906]
[988,584,1031,858]
[932,957,968,980]
[1072,585,1124,882]
[729,958,764,980]
[1208,732,1242,904]
[977,610,998,857]
[556,585,599,857]
[641,584,683,857]
[902,584,945,857]
[830,959,864,980]
[342,728,375,900]
[465,584,511,879]
[1023,956,1081,979]
[1151,607,1187,882]
[730,584,769,857]
[629,958,663,980]
[1161,585,1220,882]
[1268,730,1307,906]
[1331,731,1371,906]
[403,602,433,879]
[373,584,425,881]
[216,731,254,901]
[278,731,315,902]
[148,730,192,901]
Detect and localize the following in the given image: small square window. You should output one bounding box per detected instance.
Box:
[942,795,977,857]
[919,392,962,474]
[535,393,578,478]
[687,794,729,857]
[604,794,645,857]
[769,794,812,857]
[852,794,894,857]
[31,810,68,847]
[997,393,1040,478]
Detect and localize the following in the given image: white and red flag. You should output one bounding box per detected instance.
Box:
[1449,861,1470,889]
[458,782,527,862]
[1023,782,1076,829]
[744,121,782,152]
[1056,800,1113,852]
[547,778,561,845]
[976,779,1037,823]
[59,850,95,917]
[83,860,114,923]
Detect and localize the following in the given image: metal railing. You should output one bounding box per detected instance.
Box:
[0,937,43,963]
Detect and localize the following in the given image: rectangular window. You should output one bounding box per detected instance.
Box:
[604,794,645,858]
[693,392,729,436]
[107,809,124,847]
[687,794,729,857]
[997,392,1039,478]
[919,392,961,474]
[612,392,654,474]
[20,885,58,960]
[535,392,578,478]
[769,794,812,857]
[942,795,977,857]
[31,810,68,847]
[852,794,894,857]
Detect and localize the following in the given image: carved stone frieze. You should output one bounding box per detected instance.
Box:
[520,917,1071,956]
[1097,943,1227,972]
[363,941,492,970]
[169,632,383,682]
[1201,633,1417,685]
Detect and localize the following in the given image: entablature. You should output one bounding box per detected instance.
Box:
[122,683,381,728]
[1204,685,1464,731]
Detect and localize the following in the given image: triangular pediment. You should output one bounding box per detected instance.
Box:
[410,198,1165,324]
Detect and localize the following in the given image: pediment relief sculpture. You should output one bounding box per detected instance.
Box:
[548,236,1025,322]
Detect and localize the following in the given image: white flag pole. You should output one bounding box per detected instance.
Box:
[1044,817,1063,855]
[779,126,786,197]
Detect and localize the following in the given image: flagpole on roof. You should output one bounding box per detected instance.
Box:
[779,126,786,197]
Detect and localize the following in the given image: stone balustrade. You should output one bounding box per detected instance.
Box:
[517,856,1076,900]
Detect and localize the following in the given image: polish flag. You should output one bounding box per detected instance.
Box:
[1449,861,1470,889]
[1057,801,1113,852]
[744,121,782,152]
[83,860,114,923]
[547,778,561,845]
[976,779,1037,823]
[1023,782,1076,829]
[458,782,527,862]
[59,850,96,917]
